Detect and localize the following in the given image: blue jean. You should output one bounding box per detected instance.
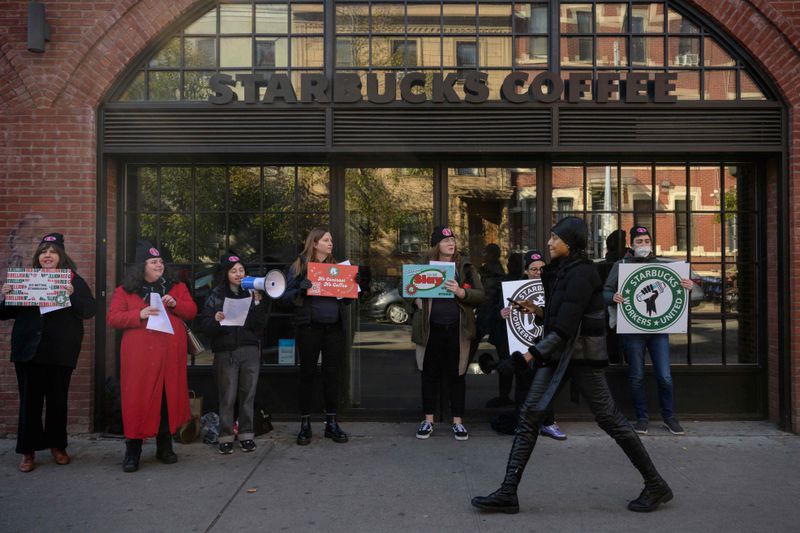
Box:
[622,334,674,421]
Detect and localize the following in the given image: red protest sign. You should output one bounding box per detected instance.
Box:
[307,262,359,299]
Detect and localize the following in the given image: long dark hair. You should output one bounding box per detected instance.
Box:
[122,260,178,294]
[290,228,337,276]
[32,243,78,272]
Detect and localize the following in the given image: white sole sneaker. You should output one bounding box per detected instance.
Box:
[454,434,469,441]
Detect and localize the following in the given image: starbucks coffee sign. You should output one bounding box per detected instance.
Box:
[616,262,691,334]
[501,279,545,355]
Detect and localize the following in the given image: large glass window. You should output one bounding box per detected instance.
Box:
[124,164,330,366]
[552,161,759,365]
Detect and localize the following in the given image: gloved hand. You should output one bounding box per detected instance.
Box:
[530,348,549,368]
[354,271,361,284]
[511,351,530,373]
[299,278,313,290]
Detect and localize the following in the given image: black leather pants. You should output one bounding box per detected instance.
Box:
[501,365,662,489]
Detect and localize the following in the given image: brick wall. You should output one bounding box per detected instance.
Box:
[1,0,799,434]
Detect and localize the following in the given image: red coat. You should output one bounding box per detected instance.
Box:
[107,282,197,439]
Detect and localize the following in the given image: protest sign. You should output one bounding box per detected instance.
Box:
[501,279,545,354]
[4,268,71,307]
[307,262,359,299]
[616,262,691,334]
[402,263,456,299]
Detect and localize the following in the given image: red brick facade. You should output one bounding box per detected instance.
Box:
[1,0,799,435]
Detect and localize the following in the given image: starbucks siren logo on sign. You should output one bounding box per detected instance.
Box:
[619,264,687,333]
[507,280,545,347]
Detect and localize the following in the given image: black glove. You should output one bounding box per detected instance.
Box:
[354,271,361,284]
[511,351,530,373]
[530,332,566,368]
[299,278,313,290]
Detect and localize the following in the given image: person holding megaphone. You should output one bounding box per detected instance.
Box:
[283,228,352,446]
[201,253,267,455]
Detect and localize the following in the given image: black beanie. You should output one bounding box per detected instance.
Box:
[39,233,65,248]
[551,216,588,251]
[606,229,626,252]
[430,226,455,247]
[219,252,243,273]
[134,241,162,264]
[630,225,651,244]
[523,249,544,269]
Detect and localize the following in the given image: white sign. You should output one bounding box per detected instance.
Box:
[616,262,691,334]
[501,279,545,355]
[220,296,252,326]
[146,292,174,335]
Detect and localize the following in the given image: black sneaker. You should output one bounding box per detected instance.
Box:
[218,442,234,455]
[416,420,433,439]
[239,439,257,452]
[633,419,648,435]
[663,418,686,435]
[452,423,469,441]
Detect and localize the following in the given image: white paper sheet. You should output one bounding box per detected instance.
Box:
[220,296,252,326]
[40,299,72,315]
[146,292,174,335]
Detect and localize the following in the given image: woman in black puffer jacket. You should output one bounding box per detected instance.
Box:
[472,217,672,515]
[201,253,267,455]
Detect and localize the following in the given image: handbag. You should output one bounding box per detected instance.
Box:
[184,323,206,356]
[176,390,203,444]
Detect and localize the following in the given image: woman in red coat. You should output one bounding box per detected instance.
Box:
[107,242,197,472]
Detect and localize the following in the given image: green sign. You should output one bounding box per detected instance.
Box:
[617,262,690,334]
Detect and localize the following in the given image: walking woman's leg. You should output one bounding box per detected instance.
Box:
[472,366,554,514]
[572,367,673,512]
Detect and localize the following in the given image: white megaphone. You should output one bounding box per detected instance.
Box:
[241,270,286,299]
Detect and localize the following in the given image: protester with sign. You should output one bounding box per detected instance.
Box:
[603,225,694,436]
[472,217,672,514]
[411,226,485,441]
[490,249,566,441]
[201,253,266,455]
[283,228,352,445]
[107,242,197,472]
[0,233,96,473]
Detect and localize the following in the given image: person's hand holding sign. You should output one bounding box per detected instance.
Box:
[443,279,465,299]
[162,294,177,308]
[1,283,11,296]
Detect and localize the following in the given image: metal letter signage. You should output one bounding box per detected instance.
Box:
[208,71,677,105]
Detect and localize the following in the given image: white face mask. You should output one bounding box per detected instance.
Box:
[634,245,652,258]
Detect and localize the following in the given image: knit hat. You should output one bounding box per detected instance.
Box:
[523,249,544,269]
[606,229,626,253]
[430,226,455,247]
[630,225,651,244]
[39,233,65,248]
[551,216,588,251]
[219,252,243,273]
[134,241,162,264]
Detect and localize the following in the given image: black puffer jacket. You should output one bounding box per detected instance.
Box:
[201,285,266,352]
[530,253,607,366]
[0,273,96,368]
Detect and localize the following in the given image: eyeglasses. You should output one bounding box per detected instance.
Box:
[527,266,542,273]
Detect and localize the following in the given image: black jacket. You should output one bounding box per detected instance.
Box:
[282,256,351,328]
[531,253,607,366]
[201,285,267,352]
[0,273,96,368]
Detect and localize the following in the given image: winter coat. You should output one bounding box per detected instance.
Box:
[0,272,96,368]
[281,256,351,328]
[201,285,266,353]
[107,281,197,440]
[531,253,607,366]
[411,256,486,375]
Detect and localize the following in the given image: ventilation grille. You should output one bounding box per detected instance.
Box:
[558,107,782,148]
[333,108,552,146]
[103,107,326,151]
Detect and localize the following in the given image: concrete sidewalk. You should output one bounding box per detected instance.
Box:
[1,421,798,533]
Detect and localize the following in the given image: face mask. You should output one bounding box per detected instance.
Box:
[634,245,652,258]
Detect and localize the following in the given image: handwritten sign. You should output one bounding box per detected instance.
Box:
[402,263,456,299]
[4,268,71,307]
[307,262,359,299]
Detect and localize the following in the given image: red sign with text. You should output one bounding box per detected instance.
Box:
[307,262,359,299]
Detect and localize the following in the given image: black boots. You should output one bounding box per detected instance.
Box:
[155,432,178,464]
[122,439,142,473]
[471,426,534,514]
[471,484,520,514]
[297,416,312,446]
[324,414,349,443]
[628,476,674,512]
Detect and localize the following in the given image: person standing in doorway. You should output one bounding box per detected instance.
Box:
[603,225,694,436]
[201,253,267,454]
[1,233,96,472]
[283,228,350,446]
[412,226,485,441]
[107,242,197,472]
[472,217,673,514]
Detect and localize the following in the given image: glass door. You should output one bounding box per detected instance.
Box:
[344,168,434,411]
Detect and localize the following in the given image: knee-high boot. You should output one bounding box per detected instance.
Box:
[615,433,673,512]
[123,439,142,473]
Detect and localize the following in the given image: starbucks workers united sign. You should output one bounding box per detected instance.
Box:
[616,262,691,334]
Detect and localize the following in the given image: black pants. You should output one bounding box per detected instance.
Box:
[422,323,465,418]
[14,362,73,454]
[297,323,344,416]
[513,367,555,426]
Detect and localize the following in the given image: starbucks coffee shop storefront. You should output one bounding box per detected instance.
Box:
[93,0,788,423]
